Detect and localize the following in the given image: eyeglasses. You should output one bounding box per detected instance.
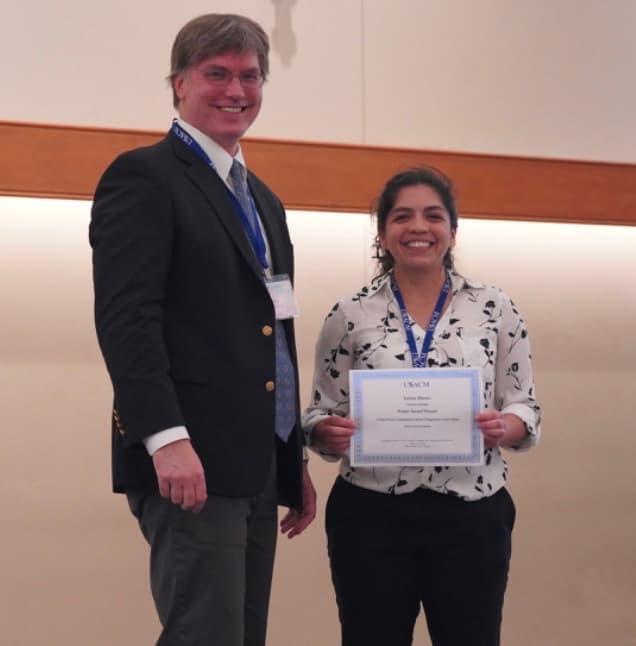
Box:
[199,66,264,89]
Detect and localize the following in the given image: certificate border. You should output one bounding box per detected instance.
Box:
[349,367,483,466]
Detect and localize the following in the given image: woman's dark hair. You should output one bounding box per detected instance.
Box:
[372,166,458,277]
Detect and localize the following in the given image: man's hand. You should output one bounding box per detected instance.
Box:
[279,463,317,539]
[152,439,207,513]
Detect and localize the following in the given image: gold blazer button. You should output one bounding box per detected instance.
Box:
[262,325,273,336]
[265,381,275,392]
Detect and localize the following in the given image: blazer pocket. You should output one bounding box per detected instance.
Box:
[169,357,212,384]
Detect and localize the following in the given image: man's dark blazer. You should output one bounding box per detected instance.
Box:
[90,133,303,510]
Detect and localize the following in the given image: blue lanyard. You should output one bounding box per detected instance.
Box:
[170,122,269,270]
[391,273,451,368]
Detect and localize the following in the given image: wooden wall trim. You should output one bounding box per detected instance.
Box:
[1,120,635,226]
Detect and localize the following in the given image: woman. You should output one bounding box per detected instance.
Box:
[303,167,541,646]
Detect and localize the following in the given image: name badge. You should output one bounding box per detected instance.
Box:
[265,274,299,320]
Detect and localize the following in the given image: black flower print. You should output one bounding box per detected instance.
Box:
[302,271,541,502]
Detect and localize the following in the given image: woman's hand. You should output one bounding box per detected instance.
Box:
[310,416,356,454]
[476,411,527,448]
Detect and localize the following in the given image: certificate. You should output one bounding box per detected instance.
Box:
[349,368,483,466]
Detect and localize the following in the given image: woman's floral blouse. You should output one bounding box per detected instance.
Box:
[303,270,541,501]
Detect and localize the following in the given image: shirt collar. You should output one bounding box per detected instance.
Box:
[448,269,485,293]
[175,118,247,189]
[369,268,485,301]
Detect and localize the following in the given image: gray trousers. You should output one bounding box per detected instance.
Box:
[127,458,278,646]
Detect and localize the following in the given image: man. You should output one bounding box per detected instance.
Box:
[90,14,316,646]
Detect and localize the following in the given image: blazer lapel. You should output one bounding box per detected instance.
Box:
[248,177,287,275]
[171,136,264,278]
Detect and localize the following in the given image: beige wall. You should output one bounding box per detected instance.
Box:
[3,1,636,162]
[1,1,635,644]
[1,197,635,645]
